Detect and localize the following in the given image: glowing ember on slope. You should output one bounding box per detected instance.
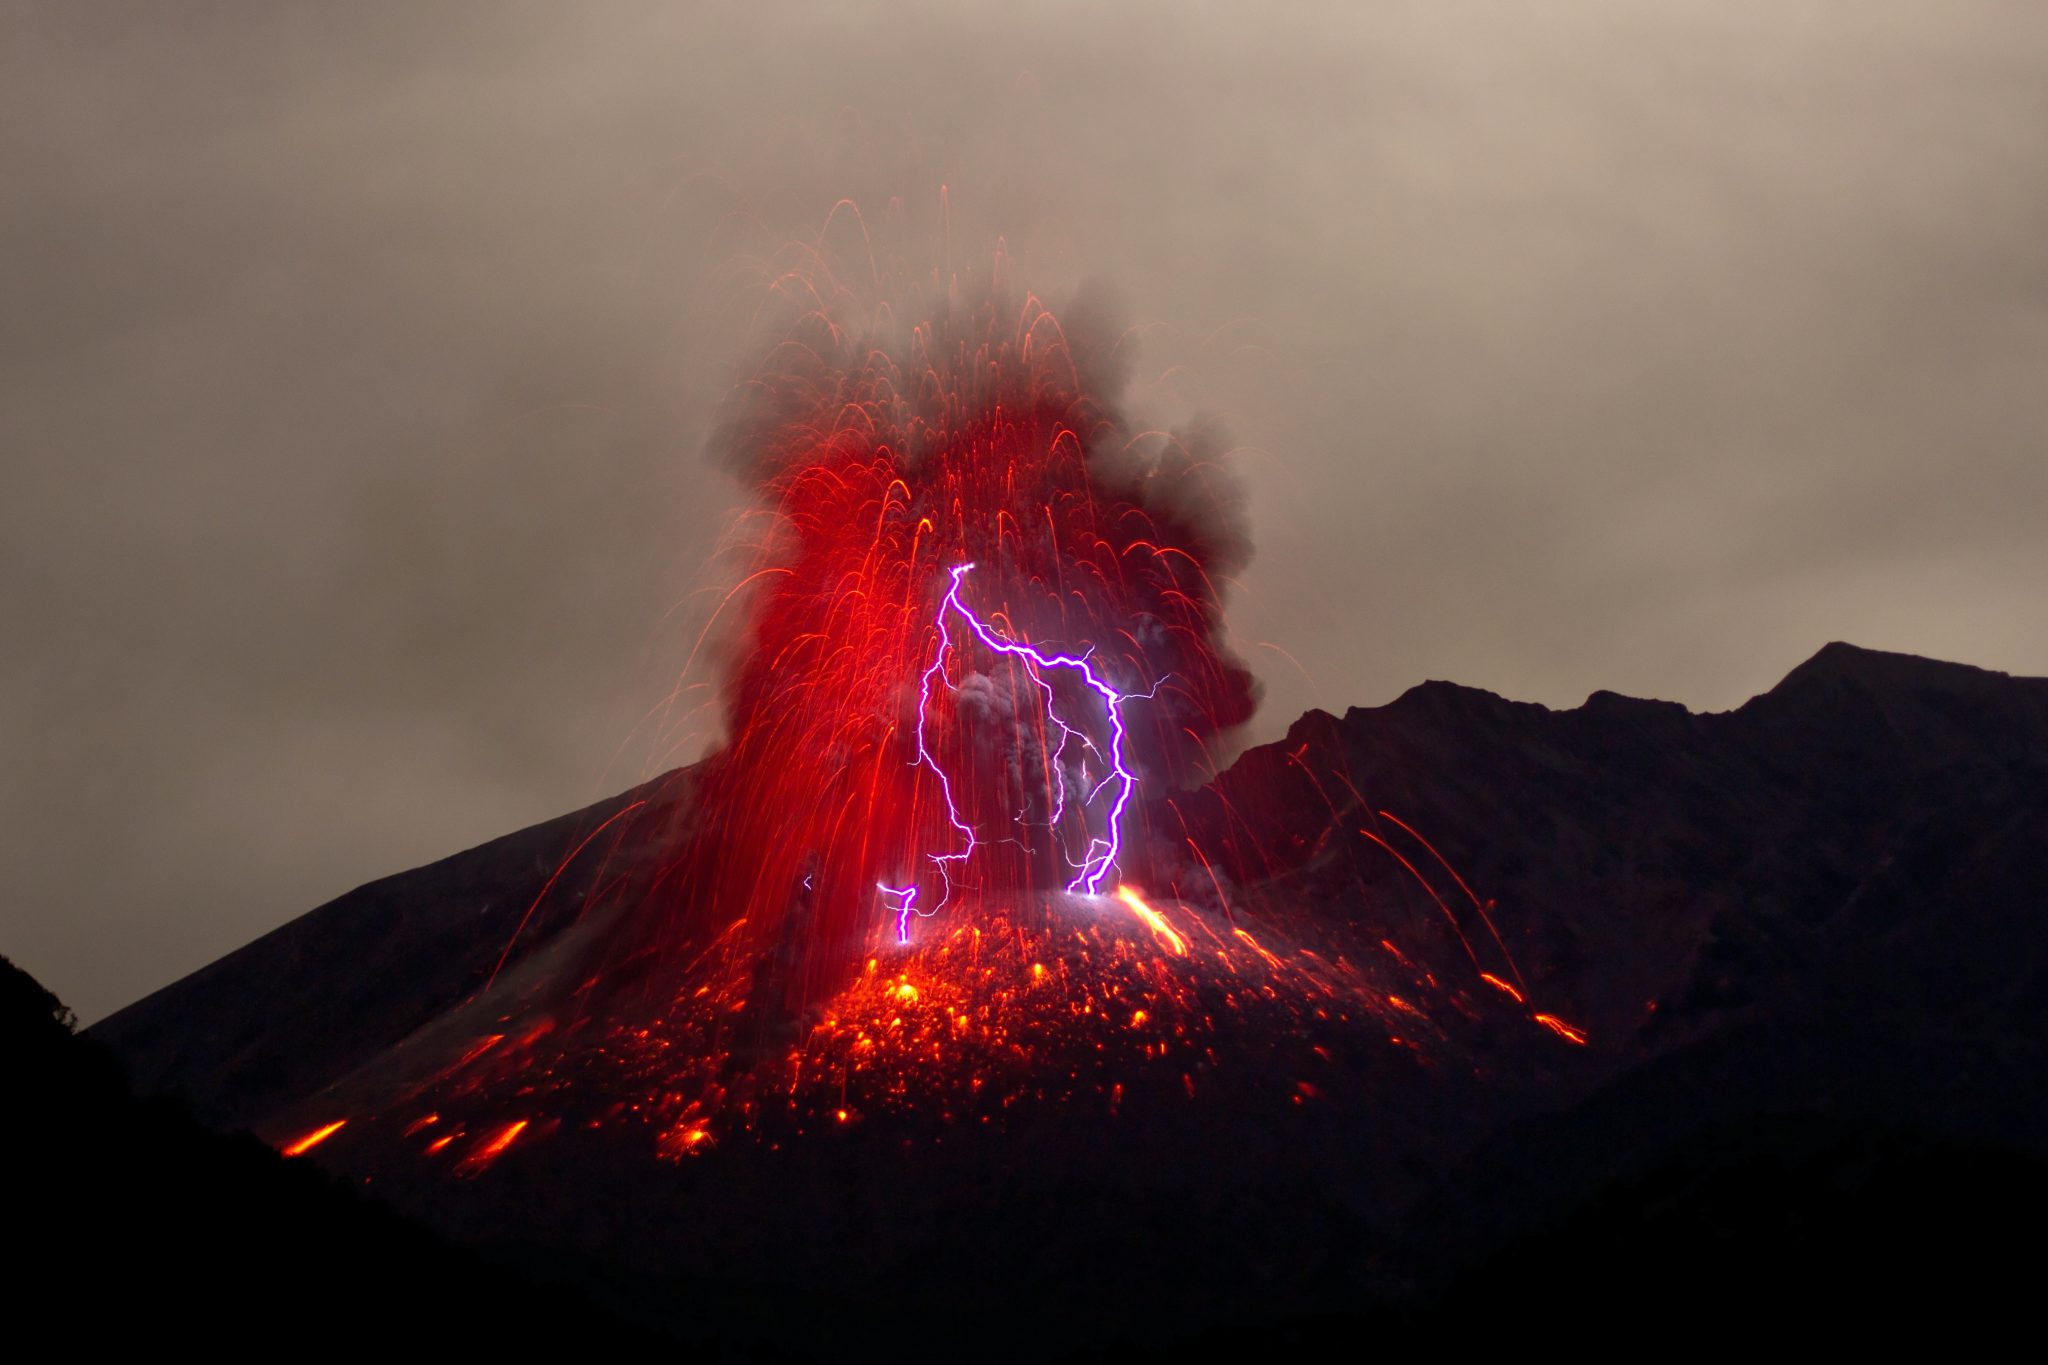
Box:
[458,1119,529,1174]
[359,889,1430,1163]
[311,849,1592,1176]
[1534,1014,1589,1045]
[278,824,1589,1173]
[1114,886,1188,957]
[281,1119,346,1157]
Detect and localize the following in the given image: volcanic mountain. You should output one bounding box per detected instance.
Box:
[91,643,2048,1352]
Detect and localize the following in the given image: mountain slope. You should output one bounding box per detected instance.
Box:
[86,643,2048,1352]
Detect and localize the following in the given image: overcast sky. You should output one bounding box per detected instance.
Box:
[4,1,2044,1022]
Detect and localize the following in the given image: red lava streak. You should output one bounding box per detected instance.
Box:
[459,1120,529,1174]
[281,1119,346,1157]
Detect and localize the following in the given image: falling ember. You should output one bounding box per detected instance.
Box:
[1479,972,1525,1005]
[1114,886,1189,958]
[659,1125,715,1160]
[1534,1014,1589,1046]
[1233,927,1285,972]
[281,1119,346,1157]
[459,1120,529,1173]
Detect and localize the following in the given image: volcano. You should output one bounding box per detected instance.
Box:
[90,642,2048,1352]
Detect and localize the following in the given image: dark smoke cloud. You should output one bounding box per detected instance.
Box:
[702,263,1255,651]
[5,1,2045,1021]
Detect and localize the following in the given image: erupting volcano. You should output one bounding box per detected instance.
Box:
[28,9,2048,1349]
[640,271,1260,1004]
[210,259,1581,1181]
[94,489,2048,1351]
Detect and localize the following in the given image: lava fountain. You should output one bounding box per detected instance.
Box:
[598,264,1259,1023]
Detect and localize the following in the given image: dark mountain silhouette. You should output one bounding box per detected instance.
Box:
[79,642,2048,1354]
[2,953,679,1351]
[20,948,2042,1356]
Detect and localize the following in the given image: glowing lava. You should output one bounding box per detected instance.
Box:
[1114,886,1188,957]
[281,1119,346,1157]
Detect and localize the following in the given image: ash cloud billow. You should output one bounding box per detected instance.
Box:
[619,247,1258,1014]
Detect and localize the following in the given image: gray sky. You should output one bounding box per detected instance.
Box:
[4,1,2044,1023]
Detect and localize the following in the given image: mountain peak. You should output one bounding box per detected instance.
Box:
[1581,689,1691,719]
[1761,640,2043,707]
[1368,677,1536,723]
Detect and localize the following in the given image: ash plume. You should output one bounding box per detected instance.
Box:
[595,257,1260,1015]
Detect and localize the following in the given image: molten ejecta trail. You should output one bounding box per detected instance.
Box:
[1115,885,1189,957]
[281,1119,347,1157]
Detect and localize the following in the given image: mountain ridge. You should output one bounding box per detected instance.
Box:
[93,640,2044,1129]
[80,639,2048,1352]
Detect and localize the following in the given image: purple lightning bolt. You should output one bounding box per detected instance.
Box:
[886,562,1148,942]
[876,882,919,943]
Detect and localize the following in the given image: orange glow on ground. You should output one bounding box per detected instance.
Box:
[315,870,1596,1175]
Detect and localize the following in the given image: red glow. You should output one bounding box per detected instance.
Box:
[1114,886,1189,958]
[459,1120,528,1172]
[281,1119,346,1157]
[1534,1014,1589,1045]
[1479,972,1525,1005]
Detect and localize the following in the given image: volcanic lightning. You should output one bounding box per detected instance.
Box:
[587,244,1260,1029]
[892,560,1153,941]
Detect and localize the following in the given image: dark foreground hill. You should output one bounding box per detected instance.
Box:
[21,949,2045,1355]
[2,953,670,1351]
[74,642,2048,1353]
